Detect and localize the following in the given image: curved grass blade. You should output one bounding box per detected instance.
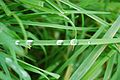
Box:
[5,57,31,80]
[59,0,109,26]
[18,59,60,79]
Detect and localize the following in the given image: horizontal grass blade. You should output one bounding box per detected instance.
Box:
[6,20,97,31]
[8,38,120,46]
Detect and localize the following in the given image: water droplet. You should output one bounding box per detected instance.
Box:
[26,40,33,49]
[56,40,64,45]
[70,39,78,45]
[88,41,91,45]
[15,40,20,45]
[21,70,29,77]
[5,58,12,63]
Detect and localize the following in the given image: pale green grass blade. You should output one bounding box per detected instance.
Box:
[19,0,110,15]
[0,22,25,56]
[0,0,120,80]
[111,54,120,80]
[7,20,97,31]
[0,0,11,16]
[45,0,63,14]
[70,16,120,80]
[18,59,60,79]
[62,10,110,14]
[0,53,12,80]
[12,38,120,46]
[103,53,116,80]
[86,67,102,80]
[0,27,21,73]
[82,50,116,80]
[19,0,58,13]
[16,9,110,15]
[70,45,107,80]
[25,10,110,14]
[12,13,27,40]
[0,71,8,80]
[18,60,49,80]
[5,57,31,80]
[80,14,85,38]
[0,0,27,40]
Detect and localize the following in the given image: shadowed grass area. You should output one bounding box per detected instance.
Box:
[0,0,120,80]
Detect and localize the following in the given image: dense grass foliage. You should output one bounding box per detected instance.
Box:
[0,0,120,80]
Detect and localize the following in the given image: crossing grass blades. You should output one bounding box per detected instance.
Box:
[0,0,120,80]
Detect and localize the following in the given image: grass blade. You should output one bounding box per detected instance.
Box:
[18,59,60,79]
[59,0,109,26]
[82,50,116,80]
[57,25,105,73]
[70,16,120,80]
[103,53,116,80]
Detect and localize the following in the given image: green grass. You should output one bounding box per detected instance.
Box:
[0,0,120,80]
